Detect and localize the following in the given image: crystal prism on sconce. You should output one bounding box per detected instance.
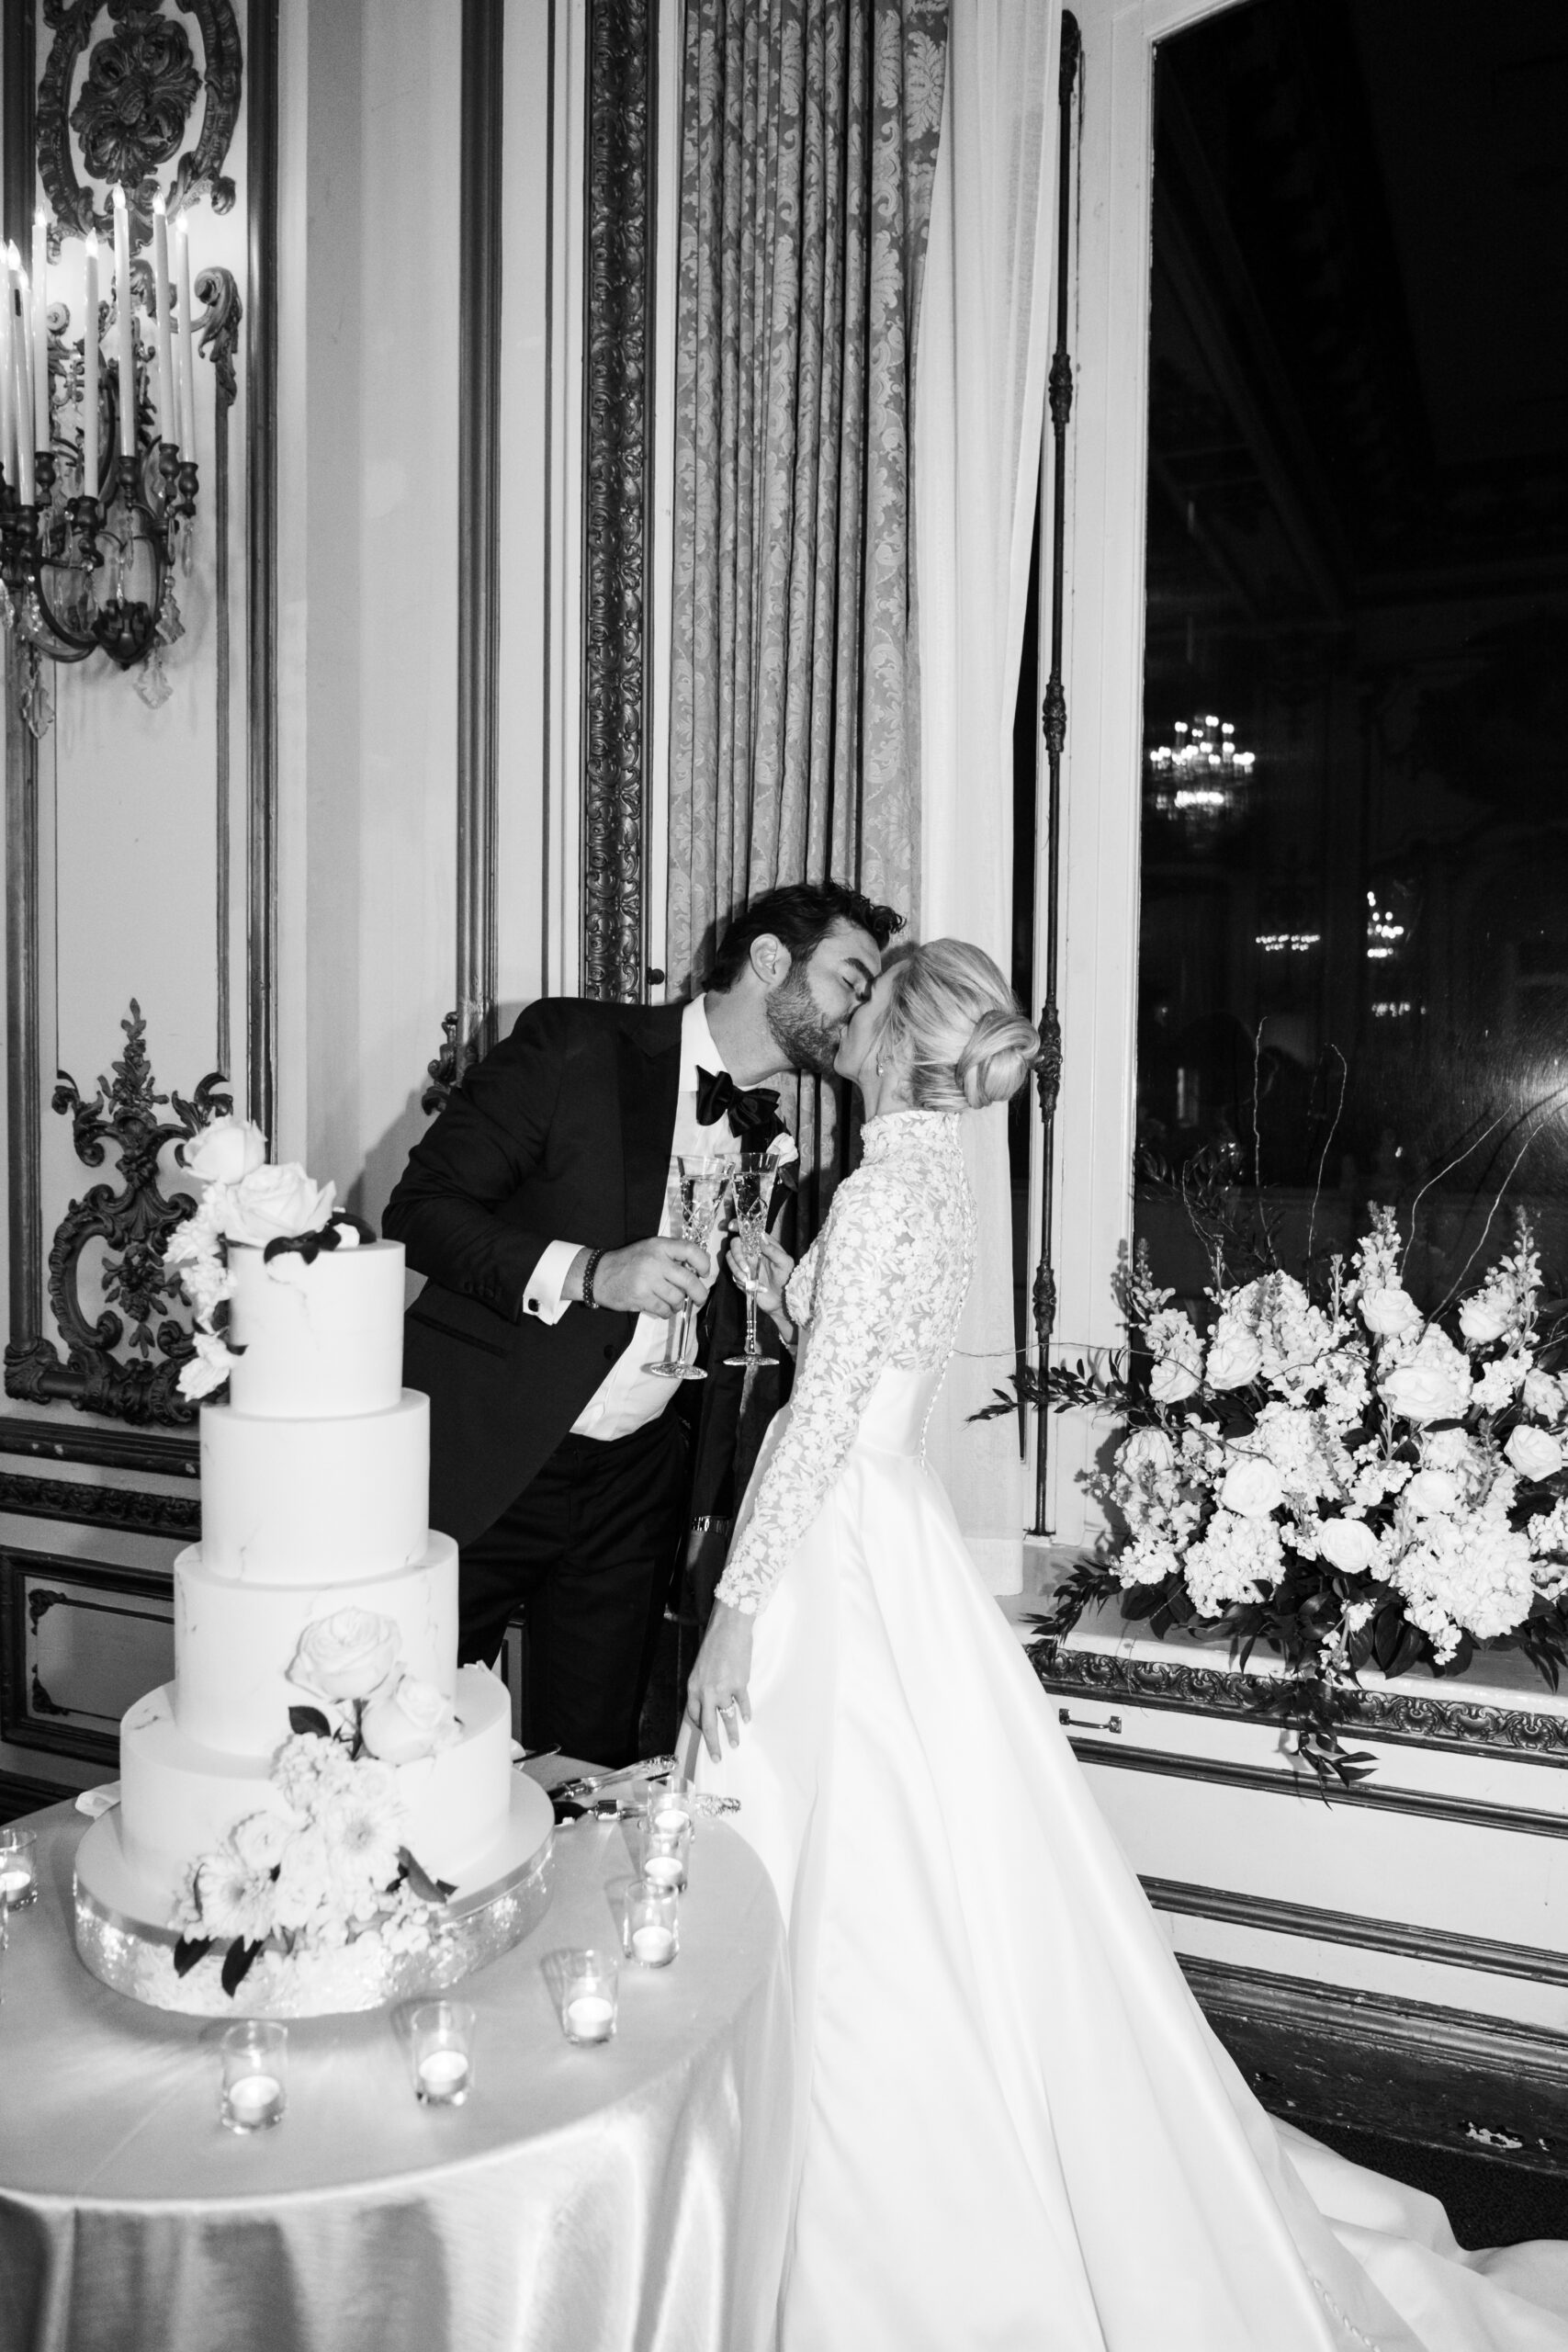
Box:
[0,187,204,735]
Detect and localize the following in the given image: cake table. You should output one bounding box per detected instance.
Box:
[0,1782,793,2352]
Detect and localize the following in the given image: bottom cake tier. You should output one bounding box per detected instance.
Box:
[73,1770,555,2018]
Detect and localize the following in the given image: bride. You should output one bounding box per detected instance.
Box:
[687,938,1568,2352]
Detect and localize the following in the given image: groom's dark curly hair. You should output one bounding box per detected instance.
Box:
[707,882,905,992]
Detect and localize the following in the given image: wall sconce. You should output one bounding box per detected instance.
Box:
[0,188,205,735]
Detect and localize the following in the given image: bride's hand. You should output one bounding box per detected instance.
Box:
[685,1601,754,1761]
[728,1233,795,1318]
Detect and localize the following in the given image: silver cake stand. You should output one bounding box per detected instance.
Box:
[73,1774,556,2019]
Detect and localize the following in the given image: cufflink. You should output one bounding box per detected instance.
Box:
[526,1297,539,1314]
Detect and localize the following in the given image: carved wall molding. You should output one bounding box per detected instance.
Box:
[1032,1634,1568,1766]
[581,0,656,1003]
[244,0,278,1146]
[0,1467,198,1540]
[3,1001,229,1425]
[1144,1873,1568,1993]
[38,0,243,247]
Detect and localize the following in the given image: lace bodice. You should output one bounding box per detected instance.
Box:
[714,1111,976,1614]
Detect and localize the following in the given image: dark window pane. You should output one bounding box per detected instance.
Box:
[1136,0,1568,1316]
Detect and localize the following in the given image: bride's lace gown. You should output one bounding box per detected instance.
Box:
[695,1110,1568,2352]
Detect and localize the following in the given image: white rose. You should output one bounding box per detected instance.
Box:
[229,1808,295,1871]
[289,1608,401,1703]
[1361,1287,1420,1338]
[1317,1517,1381,1573]
[181,1114,268,1186]
[1121,1427,1177,1477]
[360,1676,459,1765]
[1219,1456,1283,1519]
[1460,1293,1513,1346]
[1523,1370,1562,1420]
[1404,1468,1461,1519]
[1506,1425,1564,1481]
[1205,1325,1262,1391]
[1150,1359,1201,1405]
[1382,1359,1470,1426]
[220,1162,336,1248]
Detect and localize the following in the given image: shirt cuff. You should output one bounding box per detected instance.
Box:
[521,1239,585,1326]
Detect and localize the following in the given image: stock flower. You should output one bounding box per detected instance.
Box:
[1506,1425,1563,1481]
[289,1609,401,1704]
[1316,1517,1381,1573]
[1523,1369,1563,1421]
[1182,1509,1281,1616]
[182,1114,268,1187]
[270,1826,335,1932]
[178,1327,242,1401]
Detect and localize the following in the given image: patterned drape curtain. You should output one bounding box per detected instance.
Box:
[667,0,950,1224]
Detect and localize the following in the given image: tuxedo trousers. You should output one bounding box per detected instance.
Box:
[457,1405,688,1769]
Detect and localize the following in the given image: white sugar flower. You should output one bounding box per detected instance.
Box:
[289,1609,401,1703]
[182,1114,268,1187]
[177,1327,243,1400]
[220,1162,336,1249]
[193,1848,276,1942]
[360,1675,459,1765]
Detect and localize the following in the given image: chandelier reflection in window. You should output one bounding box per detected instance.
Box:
[1145,713,1257,843]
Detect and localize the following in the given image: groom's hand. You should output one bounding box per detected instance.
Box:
[579,1238,712,1316]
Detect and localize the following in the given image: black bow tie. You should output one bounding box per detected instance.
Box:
[695,1066,784,1146]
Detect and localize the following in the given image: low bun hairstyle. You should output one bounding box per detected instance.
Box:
[876,940,1042,1113]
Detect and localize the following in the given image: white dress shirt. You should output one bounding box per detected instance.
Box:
[522,997,741,1442]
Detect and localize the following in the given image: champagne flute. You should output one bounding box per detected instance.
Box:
[725,1155,779,1368]
[643,1154,732,1382]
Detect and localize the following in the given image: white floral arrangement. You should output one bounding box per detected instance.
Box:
[1009,1207,1568,1782]
[165,1115,366,1399]
[173,1606,463,1998]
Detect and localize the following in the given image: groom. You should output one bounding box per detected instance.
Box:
[384,881,902,1767]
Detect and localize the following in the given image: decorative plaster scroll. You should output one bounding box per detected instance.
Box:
[581,0,655,1003]
[3,1001,229,1425]
[38,0,243,247]
[1032,1634,1568,1766]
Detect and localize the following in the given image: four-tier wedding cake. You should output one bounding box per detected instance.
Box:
[73,1123,553,2017]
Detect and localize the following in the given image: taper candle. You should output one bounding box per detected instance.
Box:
[0,247,15,491]
[82,232,99,498]
[13,270,35,502]
[174,219,195,458]
[151,197,173,446]
[113,187,134,458]
[30,213,47,461]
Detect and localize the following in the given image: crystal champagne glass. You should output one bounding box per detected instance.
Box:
[644,1155,732,1382]
[725,1155,779,1368]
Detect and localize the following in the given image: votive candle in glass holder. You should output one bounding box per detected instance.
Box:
[410,2000,475,2104]
[220,2020,288,2132]
[637,1817,690,1894]
[623,1879,679,1968]
[558,1950,618,2044]
[645,1783,694,1841]
[0,1826,38,1909]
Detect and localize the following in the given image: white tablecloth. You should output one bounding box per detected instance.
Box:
[0,1790,793,2352]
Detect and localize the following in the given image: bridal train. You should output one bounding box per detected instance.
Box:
[694,1109,1568,2352]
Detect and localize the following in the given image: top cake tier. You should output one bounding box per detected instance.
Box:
[227,1238,406,1419]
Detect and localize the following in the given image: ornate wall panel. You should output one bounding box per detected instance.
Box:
[1,0,278,1465]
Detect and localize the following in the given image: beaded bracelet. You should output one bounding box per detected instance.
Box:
[580,1246,608,1309]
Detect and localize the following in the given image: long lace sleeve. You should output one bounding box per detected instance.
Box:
[713,1170,923,1614]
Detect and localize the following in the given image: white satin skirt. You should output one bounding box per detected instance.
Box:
[695,1366,1568,2351]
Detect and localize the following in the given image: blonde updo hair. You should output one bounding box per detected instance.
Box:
[875,940,1042,1112]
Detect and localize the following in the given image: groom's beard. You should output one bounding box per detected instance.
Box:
[764,969,843,1078]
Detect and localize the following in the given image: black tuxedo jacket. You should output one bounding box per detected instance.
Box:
[384,996,750,1548]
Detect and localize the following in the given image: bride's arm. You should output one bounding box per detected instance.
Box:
[712,1171,918,1616]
